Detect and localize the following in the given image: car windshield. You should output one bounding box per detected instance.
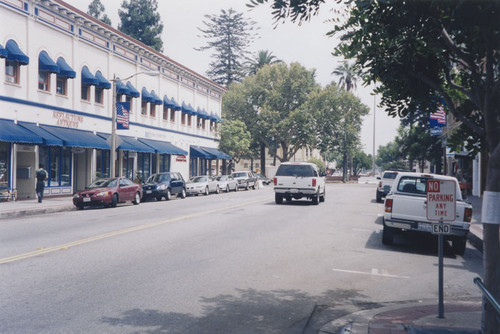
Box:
[190,176,207,183]
[383,172,398,179]
[276,165,313,177]
[232,172,247,178]
[217,176,227,181]
[397,176,428,195]
[88,179,117,188]
[147,174,170,183]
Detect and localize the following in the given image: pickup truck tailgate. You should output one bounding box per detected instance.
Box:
[391,194,427,222]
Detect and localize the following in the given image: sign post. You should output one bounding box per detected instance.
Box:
[426,179,457,319]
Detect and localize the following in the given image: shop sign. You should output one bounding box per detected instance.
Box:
[176,155,187,162]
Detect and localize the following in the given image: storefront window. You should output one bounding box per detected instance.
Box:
[160,154,170,173]
[96,149,110,178]
[137,153,151,183]
[39,147,50,186]
[61,147,71,185]
[50,147,61,186]
[0,142,10,187]
[39,146,72,186]
[121,151,134,179]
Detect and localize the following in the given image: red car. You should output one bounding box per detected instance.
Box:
[73,177,142,210]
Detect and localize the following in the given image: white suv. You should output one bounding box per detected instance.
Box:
[273,162,326,205]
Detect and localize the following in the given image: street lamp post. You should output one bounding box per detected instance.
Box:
[110,71,159,178]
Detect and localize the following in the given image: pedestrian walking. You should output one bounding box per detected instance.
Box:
[35,164,47,203]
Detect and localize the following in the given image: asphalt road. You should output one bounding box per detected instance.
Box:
[0,183,483,333]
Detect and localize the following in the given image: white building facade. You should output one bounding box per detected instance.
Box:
[0,0,228,200]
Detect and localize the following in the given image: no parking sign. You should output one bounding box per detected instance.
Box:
[426,179,456,222]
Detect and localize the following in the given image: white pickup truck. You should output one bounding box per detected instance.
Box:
[382,172,472,255]
[273,162,326,205]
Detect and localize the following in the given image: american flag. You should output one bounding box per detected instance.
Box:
[116,102,130,129]
[429,105,446,125]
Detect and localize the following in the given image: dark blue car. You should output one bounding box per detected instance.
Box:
[142,172,187,201]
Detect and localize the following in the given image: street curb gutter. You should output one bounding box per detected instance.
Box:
[0,205,75,219]
[467,228,483,253]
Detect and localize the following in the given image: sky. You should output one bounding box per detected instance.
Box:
[69,0,400,156]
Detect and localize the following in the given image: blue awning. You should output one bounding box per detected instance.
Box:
[40,125,110,149]
[95,71,111,89]
[150,90,162,105]
[190,146,216,159]
[200,146,232,160]
[5,40,29,65]
[81,66,98,86]
[97,133,155,153]
[0,119,42,144]
[197,108,210,119]
[170,97,182,110]
[163,96,174,109]
[141,88,155,103]
[18,122,63,146]
[126,82,140,97]
[138,138,187,155]
[56,57,76,78]
[181,102,197,115]
[0,44,6,58]
[115,79,130,95]
[38,51,59,73]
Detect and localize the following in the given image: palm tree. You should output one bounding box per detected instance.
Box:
[245,50,281,75]
[332,62,358,92]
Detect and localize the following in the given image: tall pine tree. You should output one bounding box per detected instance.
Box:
[196,8,258,87]
[87,0,111,26]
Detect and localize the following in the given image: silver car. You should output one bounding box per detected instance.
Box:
[216,175,239,192]
[186,176,220,195]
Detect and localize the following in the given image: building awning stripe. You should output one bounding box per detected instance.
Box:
[5,40,29,65]
[39,125,110,149]
[81,66,99,86]
[95,71,111,89]
[200,146,232,160]
[56,57,76,78]
[97,133,155,153]
[190,146,216,159]
[138,138,187,155]
[18,122,63,146]
[0,119,42,144]
[126,82,140,97]
[38,51,59,73]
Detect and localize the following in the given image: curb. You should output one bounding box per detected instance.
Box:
[0,204,75,219]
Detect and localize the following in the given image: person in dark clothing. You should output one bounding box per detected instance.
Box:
[35,164,47,203]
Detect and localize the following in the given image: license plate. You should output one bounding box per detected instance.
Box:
[146,190,152,194]
[83,197,91,202]
[289,189,298,193]
[419,223,432,232]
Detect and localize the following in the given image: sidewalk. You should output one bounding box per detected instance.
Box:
[0,195,75,219]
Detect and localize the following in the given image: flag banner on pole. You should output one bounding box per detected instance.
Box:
[116,102,130,130]
[429,104,446,127]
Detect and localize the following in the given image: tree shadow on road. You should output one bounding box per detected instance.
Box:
[101,288,382,333]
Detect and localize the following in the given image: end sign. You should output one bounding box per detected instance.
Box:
[426,179,456,221]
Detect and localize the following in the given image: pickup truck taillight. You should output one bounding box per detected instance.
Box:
[385,198,393,213]
[312,178,317,187]
[464,207,472,222]
[273,177,277,186]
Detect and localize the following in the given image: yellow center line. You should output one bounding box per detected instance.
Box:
[1,198,268,264]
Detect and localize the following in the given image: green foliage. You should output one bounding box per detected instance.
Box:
[244,50,282,76]
[218,120,252,163]
[332,61,359,92]
[376,141,404,171]
[118,0,164,52]
[87,0,111,25]
[308,157,325,173]
[196,8,259,86]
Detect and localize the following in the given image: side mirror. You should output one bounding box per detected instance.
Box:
[376,176,381,180]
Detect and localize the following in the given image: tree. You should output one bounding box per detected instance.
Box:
[218,120,252,168]
[332,61,358,92]
[256,1,499,331]
[118,0,164,52]
[376,141,405,171]
[223,62,318,164]
[196,9,259,86]
[87,0,111,26]
[244,50,281,76]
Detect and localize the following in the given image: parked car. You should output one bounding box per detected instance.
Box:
[216,175,239,192]
[382,172,472,255]
[73,177,142,210]
[376,170,406,203]
[255,172,271,185]
[186,175,220,195]
[142,172,186,201]
[273,162,326,205]
[232,171,257,190]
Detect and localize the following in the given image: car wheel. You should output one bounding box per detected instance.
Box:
[165,189,171,200]
[376,191,382,203]
[226,185,230,193]
[180,188,186,199]
[76,204,84,210]
[235,185,239,192]
[245,182,249,190]
[275,193,283,204]
[133,192,141,205]
[110,194,118,208]
[156,196,162,201]
[320,188,326,202]
[452,236,467,256]
[312,191,319,205]
[382,223,394,245]
[204,186,209,195]
[215,186,220,194]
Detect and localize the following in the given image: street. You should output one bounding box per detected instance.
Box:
[0,183,483,333]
